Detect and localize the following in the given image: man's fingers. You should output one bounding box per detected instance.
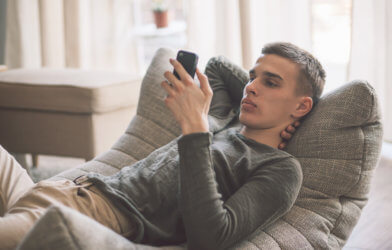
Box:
[278,142,287,150]
[279,121,300,149]
[286,125,296,133]
[161,80,176,97]
[164,71,183,92]
[170,58,193,84]
[196,68,212,96]
[281,130,292,140]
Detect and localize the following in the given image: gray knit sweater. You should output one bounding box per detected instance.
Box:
[87,126,302,249]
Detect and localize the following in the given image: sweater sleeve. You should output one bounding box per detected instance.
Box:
[177,133,303,250]
[205,56,249,118]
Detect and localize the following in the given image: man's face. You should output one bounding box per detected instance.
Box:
[239,54,303,130]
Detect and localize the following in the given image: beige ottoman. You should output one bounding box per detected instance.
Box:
[0,69,141,165]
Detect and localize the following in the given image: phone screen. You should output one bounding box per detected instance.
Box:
[173,50,199,80]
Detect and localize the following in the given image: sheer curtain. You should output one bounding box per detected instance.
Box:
[186,0,312,70]
[5,0,140,73]
[348,0,392,141]
[185,0,242,69]
[7,0,312,73]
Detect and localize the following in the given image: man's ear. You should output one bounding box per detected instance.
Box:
[291,96,313,119]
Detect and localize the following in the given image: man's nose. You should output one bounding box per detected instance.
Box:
[245,81,257,96]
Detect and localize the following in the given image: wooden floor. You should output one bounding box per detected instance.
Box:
[344,155,392,250]
[27,154,83,182]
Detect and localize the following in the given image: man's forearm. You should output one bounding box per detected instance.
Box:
[177,132,228,250]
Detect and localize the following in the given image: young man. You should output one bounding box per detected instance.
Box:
[0,42,325,250]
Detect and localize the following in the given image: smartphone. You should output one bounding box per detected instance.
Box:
[173,50,199,80]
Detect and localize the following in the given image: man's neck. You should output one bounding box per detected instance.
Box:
[239,124,288,149]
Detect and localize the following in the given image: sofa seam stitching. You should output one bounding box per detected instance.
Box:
[260,230,283,250]
[244,239,260,249]
[281,217,316,249]
[134,114,180,138]
[293,204,333,226]
[124,130,161,149]
[94,157,123,170]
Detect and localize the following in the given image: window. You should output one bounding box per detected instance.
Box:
[311,0,352,93]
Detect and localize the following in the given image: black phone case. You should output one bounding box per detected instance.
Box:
[173,50,199,80]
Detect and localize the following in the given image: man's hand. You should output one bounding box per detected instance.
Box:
[161,59,213,135]
[278,121,300,149]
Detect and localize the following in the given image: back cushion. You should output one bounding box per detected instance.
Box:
[283,81,383,247]
[287,81,382,198]
[93,48,180,171]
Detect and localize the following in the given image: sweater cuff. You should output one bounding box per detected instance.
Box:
[177,132,212,152]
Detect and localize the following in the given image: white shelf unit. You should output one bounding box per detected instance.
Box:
[131,0,188,72]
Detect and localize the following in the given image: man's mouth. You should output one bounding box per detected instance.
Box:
[241,97,257,111]
[242,98,257,107]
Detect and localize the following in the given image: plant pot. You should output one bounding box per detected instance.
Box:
[153,10,169,28]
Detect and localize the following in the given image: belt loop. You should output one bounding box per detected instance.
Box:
[73,175,89,185]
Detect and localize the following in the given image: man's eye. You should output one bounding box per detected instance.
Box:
[266,81,277,87]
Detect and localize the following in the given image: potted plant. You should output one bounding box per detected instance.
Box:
[152,0,169,28]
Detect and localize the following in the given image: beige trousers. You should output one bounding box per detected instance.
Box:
[0,145,134,250]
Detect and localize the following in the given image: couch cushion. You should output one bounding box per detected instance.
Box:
[283,81,383,248]
[17,205,185,250]
[0,69,141,113]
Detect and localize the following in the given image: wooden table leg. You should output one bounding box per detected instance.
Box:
[32,154,39,167]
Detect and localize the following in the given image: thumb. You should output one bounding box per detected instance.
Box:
[196,68,212,96]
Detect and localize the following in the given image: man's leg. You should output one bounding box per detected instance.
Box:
[0,180,90,249]
[0,145,34,216]
[0,178,135,249]
[0,145,35,249]
[0,210,38,249]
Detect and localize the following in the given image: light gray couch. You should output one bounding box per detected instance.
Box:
[17,48,383,249]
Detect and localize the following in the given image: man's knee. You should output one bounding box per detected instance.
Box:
[0,212,36,250]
